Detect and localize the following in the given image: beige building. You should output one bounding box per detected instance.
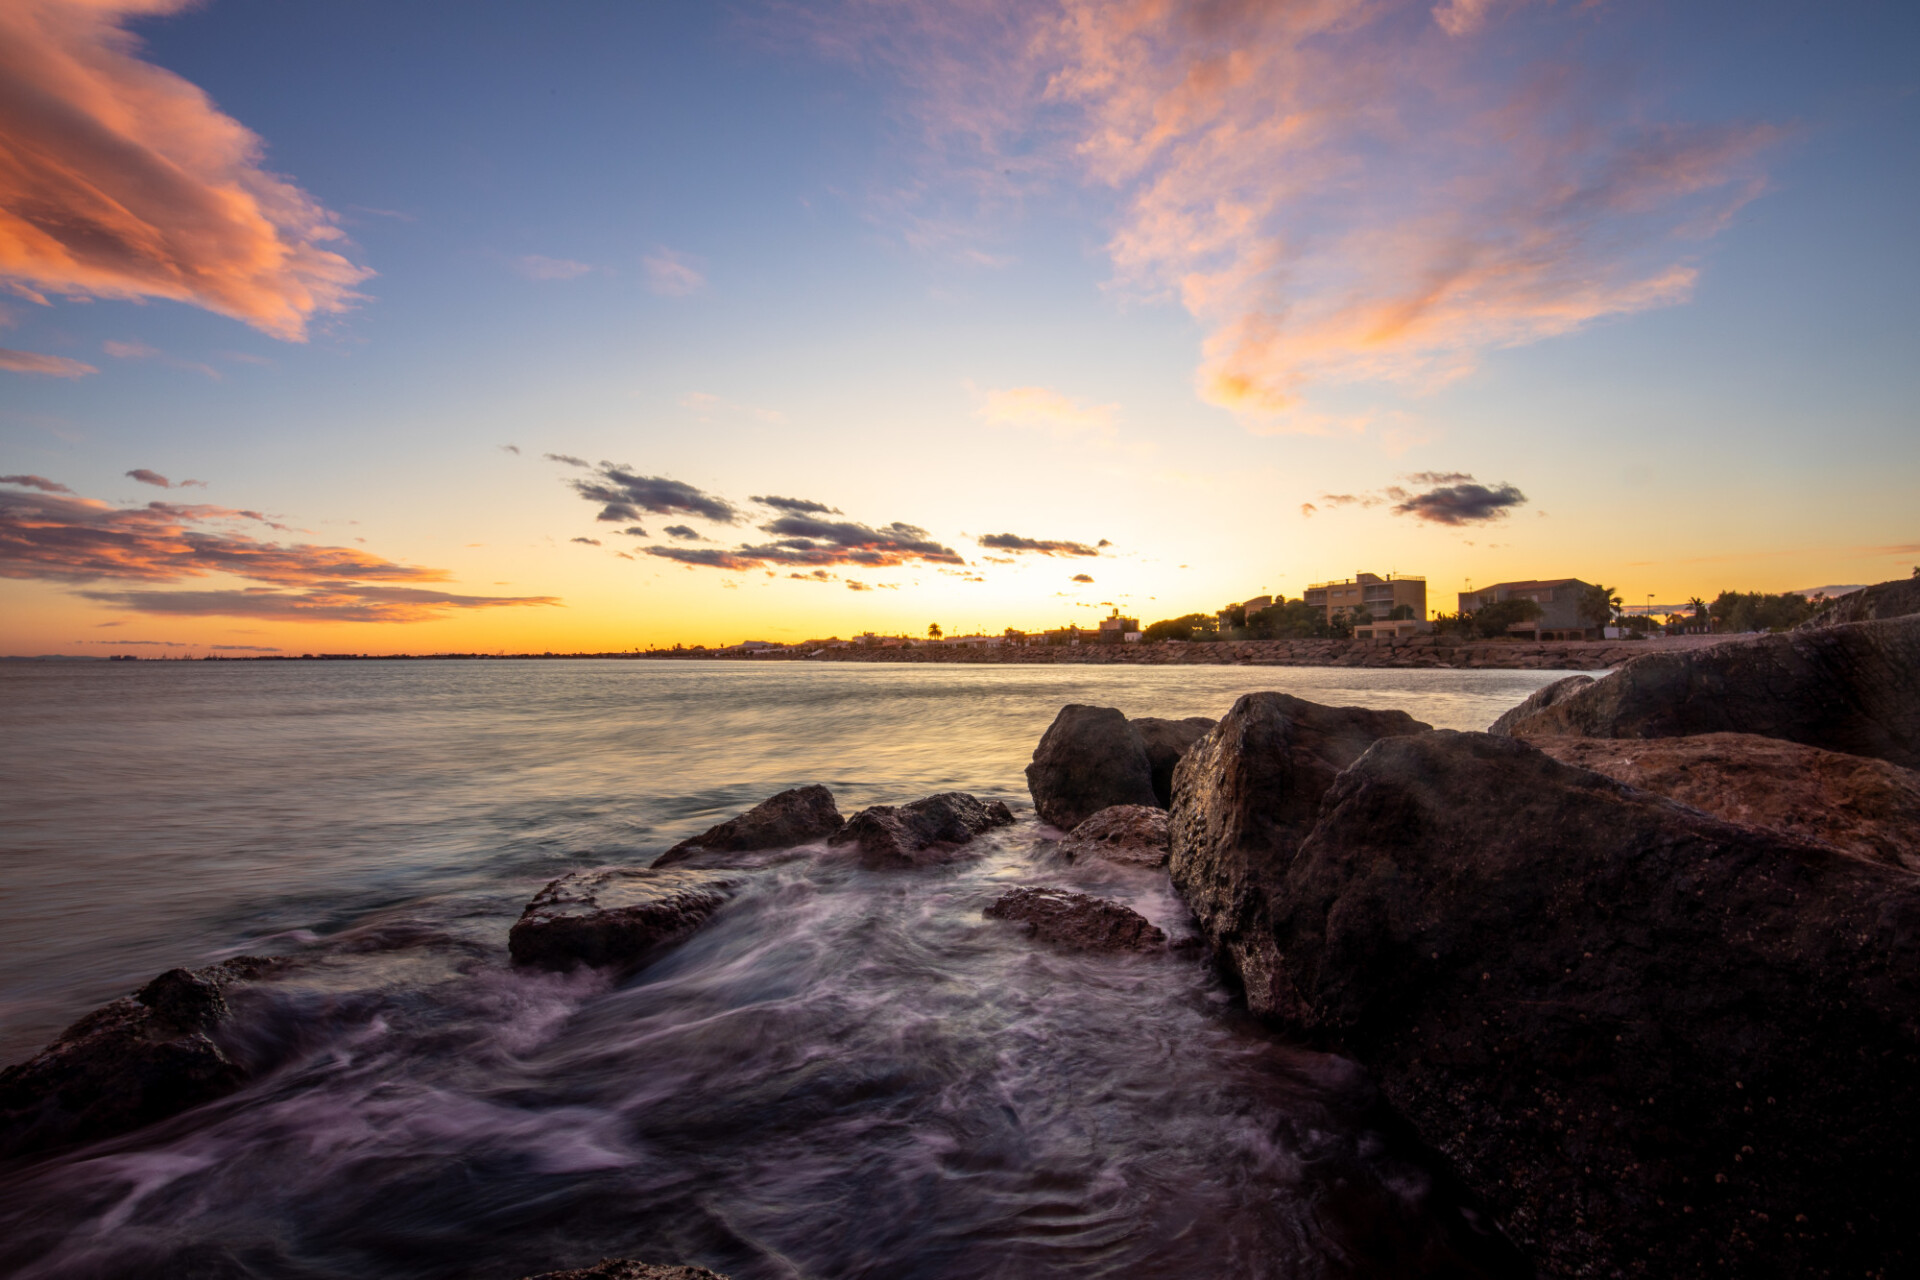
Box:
[1303,573,1427,624]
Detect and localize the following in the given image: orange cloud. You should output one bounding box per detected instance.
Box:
[0,346,96,377]
[0,0,370,339]
[975,384,1118,433]
[1,480,556,621]
[821,0,1774,426]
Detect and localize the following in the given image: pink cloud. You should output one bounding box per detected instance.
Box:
[0,0,371,339]
[810,0,1775,426]
[643,249,705,296]
[0,346,97,377]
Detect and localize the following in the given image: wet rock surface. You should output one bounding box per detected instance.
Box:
[1485,674,1593,737]
[1166,692,1431,1017]
[1237,730,1920,1278]
[653,785,843,868]
[829,791,1014,869]
[520,1262,729,1280]
[983,887,1167,953]
[509,868,741,971]
[1506,615,1920,769]
[1024,704,1158,829]
[1131,715,1218,807]
[1534,731,1920,871]
[0,957,278,1159]
[1057,804,1170,867]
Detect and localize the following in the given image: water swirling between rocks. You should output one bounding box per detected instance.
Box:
[0,661,1565,1279]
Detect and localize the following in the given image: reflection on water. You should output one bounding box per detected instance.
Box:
[0,660,1565,1278]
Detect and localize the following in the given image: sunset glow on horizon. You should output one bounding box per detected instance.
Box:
[3,0,1916,655]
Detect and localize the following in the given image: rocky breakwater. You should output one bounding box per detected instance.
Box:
[1151,617,1920,1276]
[0,958,280,1159]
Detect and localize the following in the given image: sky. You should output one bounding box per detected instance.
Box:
[1,0,1916,655]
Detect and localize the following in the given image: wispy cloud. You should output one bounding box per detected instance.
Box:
[126,469,204,489]
[516,254,593,281]
[678,391,785,424]
[975,385,1117,434]
[977,532,1103,557]
[0,482,555,620]
[80,585,558,623]
[0,0,370,338]
[1,474,71,493]
[815,0,1773,426]
[103,340,158,359]
[662,525,704,541]
[644,248,705,296]
[570,536,602,546]
[0,347,97,378]
[754,494,841,516]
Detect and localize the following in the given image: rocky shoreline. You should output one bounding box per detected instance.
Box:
[810,633,1726,671]
[4,584,1916,1278]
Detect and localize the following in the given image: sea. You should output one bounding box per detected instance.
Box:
[0,659,1576,1280]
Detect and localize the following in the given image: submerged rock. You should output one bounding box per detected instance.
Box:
[653,785,843,868]
[1166,691,1430,1015]
[509,868,740,972]
[0,957,277,1159]
[1485,673,1593,737]
[1250,730,1920,1277]
[830,792,1014,869]
[1057,804,1170,867]
[1024,705,1158,829]
[1131,715,1217,807]
[983,887,1166,953]
[1506,614,1920,768]
[1534,731,1920,871]
[520,1262,729,1280]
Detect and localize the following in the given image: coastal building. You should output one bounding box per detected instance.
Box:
[1302,573,1427,624]
[1458,578,1603,640]
[1096,610,1139,643]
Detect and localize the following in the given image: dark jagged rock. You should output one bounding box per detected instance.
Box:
[1131,715,1217,807]
[0,957,276,1159]
[520,1262,729,1280]
[1534,731,1920,872]
[1485,674,1593,737]
[509,868,740,971]
[1251,730,1920,1278]
[829,792,1014,869]
[1058,804,1169,867]
[1506,615,1920,768]
[1166,692,1430,1015]
[1024,705,1158,829]
[983,887,1166,953]
[1797,575,1920,628]
[654,785,843,868]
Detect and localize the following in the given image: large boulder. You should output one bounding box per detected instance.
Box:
[0,958,277,1158]
[829,792,1014,869]
[509,868,740,971]
[521,1263,728,1280]
[983,887,1166,953]
[1057,804,1169,867]
[1257,730,1920,1277]
[1797,575,1920,628]
[1505,615,1920,769]
[1534,732,1920,871]
[1485,674,1593,737]
[1131,715,1217,806]
[1024,705,1158,829]
[654,785,843,868]
[1166,692,1430,1014]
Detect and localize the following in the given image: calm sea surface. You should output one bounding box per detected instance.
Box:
[0,660,1572,1279]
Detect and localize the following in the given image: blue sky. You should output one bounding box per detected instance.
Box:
[1,0,1915,653]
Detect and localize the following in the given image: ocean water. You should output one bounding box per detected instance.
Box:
[0,659,1573,1279]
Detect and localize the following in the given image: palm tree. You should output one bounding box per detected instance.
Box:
[927,622,943,640]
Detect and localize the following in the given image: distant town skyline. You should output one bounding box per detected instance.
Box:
[3,0,1917,656]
